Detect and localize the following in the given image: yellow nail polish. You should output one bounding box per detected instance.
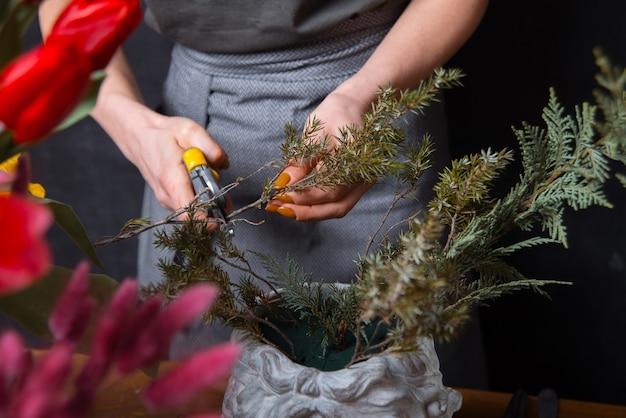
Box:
[277,206,297,219]
[273,172,291,189]
[275,194,294,204]
[265,204,280,214]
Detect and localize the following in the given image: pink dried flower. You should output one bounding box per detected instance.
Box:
[74,279,138,392]
[116,284,219,373]
[0,169,11,184]
[0,331,32,412]
[0,262,237,417]
[113,295,163,373]
[11,341,74,418]
[48,261,95,345]
[9,151,31,196]
[142,342,241,410]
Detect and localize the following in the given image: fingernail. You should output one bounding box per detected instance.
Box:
[277,206,296,220]
[265,204,280,214]
[275,194,294,204]
[273,172,291,190]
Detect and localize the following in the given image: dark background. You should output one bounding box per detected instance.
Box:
[6,0,626,407]
[446,0,626,407]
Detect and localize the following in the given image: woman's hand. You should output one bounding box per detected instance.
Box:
[40,1,229,216]
[265,87,374,222]
[126,112,229,213]
[264,0,488,222]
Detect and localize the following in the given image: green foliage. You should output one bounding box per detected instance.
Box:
[358,52,626,345]
[131,56,626,367]
[44,198,104,268]
[429,147,515,234]
[276,69,463,193]
[592,48,626,170]
[257,253,361,353]
[142,211,229,319]
[0,265,119,353]
[0,0,38,69]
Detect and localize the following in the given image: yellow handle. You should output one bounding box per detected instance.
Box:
[182,147,208,171]
[182,147,220,180]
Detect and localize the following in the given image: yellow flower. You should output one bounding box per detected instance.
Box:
[0,154,46,198]
[27,183,46,198]
[0,154,20,173]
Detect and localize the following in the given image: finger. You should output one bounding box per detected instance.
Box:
[268,183,372,222]
[272,164,310,191]
[271,185,347,207]
[174,188,223,233]
[150,157,194,214]
[206,146,229,170]
[174,118,229,170]
[288,193,362,221]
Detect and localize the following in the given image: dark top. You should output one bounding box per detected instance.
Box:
[143,0,408,53]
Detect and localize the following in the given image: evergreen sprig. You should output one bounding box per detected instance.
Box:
[358,52,626,347]
[125,54,626,367]
[255,253,361,353]
[277,68,463,193]
[593,48,626,170]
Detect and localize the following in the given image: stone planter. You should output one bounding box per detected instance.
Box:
[222,329,462,417]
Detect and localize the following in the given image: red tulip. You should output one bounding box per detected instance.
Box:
[0,194,53,295]
[0,0,142,144]
[0,44,92,144]
[46,0,142,71]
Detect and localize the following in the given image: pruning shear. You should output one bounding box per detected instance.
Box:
[182,147,232,234]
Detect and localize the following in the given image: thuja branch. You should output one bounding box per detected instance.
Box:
[358,52,626,345]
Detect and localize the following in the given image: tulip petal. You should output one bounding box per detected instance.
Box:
[47,0,142,70]
[0,195,52,295]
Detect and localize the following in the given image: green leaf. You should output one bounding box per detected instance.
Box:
[0,13,20,69]
[0,129,20,163]
[44,198,104,268]
[54,71,107,132]
[0,1,38,69]
[0,0,15,23]
[0,265,119,352]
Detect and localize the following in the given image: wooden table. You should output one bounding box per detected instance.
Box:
[455,388,626,418]
[88,369,626,418]
[45,352,624,417]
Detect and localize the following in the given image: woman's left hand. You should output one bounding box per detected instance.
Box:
[265,87,374,221]
[264,0,489,222]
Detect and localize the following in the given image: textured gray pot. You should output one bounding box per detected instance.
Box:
[222,329,462,418]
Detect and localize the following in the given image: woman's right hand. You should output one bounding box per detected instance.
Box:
[39,1,229,217]
[122,110,229,213]
[86,51,228,214]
